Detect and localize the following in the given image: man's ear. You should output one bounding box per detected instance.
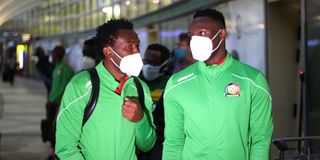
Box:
[103,47,111,57]
[220,29,227,41]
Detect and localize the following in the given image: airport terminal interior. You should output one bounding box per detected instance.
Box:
[0,0,320,159]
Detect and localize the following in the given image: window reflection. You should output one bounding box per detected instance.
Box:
[1,0,181,36]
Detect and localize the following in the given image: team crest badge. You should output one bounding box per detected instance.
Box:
[225,82,240,96]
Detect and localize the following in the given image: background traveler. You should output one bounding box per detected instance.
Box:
[2,46,16,85]
[168,33,195,74]
[139,43,171,160]
[46,45,74,160]
[34,46,54,95]
[82,37,102,70]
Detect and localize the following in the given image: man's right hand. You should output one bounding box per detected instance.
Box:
[122,97,144,123]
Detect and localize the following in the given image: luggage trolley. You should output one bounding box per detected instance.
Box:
[272,136,320,160]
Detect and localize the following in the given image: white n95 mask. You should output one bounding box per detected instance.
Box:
[190,29,222,61]
[108,47,143,77]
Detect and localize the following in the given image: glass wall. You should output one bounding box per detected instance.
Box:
[160,17,190,50]
[158,0,267,73]
[306,0,320,147]
[224,0,266,74]
[1,0,181,37]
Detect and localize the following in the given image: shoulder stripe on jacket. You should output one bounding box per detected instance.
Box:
[56,86,92,123]
[231,73,272,100]
[164,76,196,98]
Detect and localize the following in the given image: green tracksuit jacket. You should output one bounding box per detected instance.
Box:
[163,53,273,160]
[48,61,74,102]
[55,62,156,160]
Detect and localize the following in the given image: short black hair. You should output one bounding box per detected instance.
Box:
[193,8,226,29]
[146,43,170,62]
[178,33,189,42]
[96,18,133,49]
[84,37,97,46]
[83,36,101,60]
[35,46,45,57]
[52,45,65,60]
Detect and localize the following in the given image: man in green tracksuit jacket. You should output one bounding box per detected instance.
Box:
[55,19,156,160]
[48,46,74,104]
[46,45,74,159]
[163,9,273,160]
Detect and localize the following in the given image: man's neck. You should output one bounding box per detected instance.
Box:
[54,60,63,65]
[205,49,227,66]
[182,58,194,69]
[103,59,126,82]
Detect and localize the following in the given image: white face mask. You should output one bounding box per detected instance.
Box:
[190,29,222,61]
[142,60,168,81]
[108,47,143,77]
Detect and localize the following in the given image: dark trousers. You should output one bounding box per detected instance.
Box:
[137,142,163,160]
[45,102,59,147]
